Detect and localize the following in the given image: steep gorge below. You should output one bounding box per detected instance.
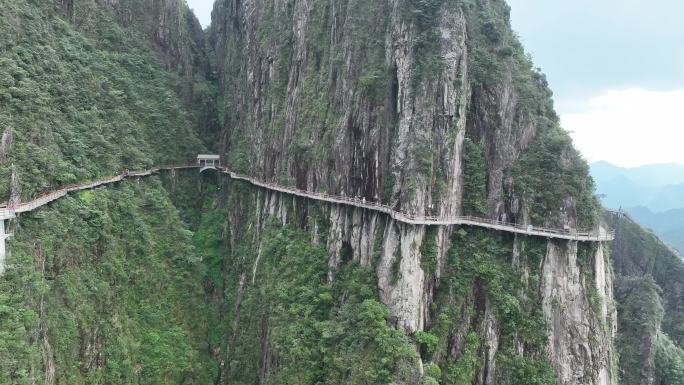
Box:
[0,0,637,384]
[204,0,614,383]
[197,175,617,385]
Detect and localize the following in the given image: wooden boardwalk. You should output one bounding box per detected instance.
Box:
[0,164,614,242]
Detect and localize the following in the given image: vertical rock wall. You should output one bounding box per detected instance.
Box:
[242,185,617,385]
[542,242,617,385]
[211,0,469,214]
[211,0,616,383]
[57,0,208,76]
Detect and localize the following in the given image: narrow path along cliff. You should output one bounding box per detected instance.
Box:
[1,161,614,242]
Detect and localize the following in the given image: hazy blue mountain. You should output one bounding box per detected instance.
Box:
[593,174,653,209]
[629,206,684,252]
[648,183,684,212]
[591,161,684,253]
[591,161,684,211]
[663,227,684,254]
[592,161,684,188]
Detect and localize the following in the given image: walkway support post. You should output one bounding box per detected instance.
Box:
[0,157,614,277]
[0,215,14,275]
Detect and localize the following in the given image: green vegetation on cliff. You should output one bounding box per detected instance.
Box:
[0,1,215,383]
[511,125,599,228]
[0,178,214,384]
[608,212,684,385]
[462,138,487,216]
[425,229,556,385]
[0,0,207,202]
[189,179,421,384]
[656,334,684,385]
[460,0,599,228]
[0,0,628,384]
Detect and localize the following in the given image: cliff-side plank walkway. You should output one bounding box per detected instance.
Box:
[0,163,615,242]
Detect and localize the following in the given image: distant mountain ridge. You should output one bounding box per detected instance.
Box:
[590,161,684,211]
[591,161,684,188]
[629,206,684,253]
[591,161,684,252]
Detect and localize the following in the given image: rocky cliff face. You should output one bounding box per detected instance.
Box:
[542,242,617,385]
[607,212,684,385]
[57,0,208,76]
[213,185,616,384]
[1,0,620,383]
[1,2,215,383]
[208,0,613,383]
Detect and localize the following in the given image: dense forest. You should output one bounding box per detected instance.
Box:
[0,0,683,384]
[607,213,684,385]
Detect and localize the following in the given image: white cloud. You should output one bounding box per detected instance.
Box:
[561,88,684,167]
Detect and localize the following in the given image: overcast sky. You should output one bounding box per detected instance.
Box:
[188,0,684,167]
[506,0,684,167]
[186,0,213,28]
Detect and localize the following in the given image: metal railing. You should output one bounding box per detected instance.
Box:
[0,164,196,218]
[222,168,614,242]
[0,163,615,242]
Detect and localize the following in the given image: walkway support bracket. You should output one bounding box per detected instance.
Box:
[0,158,614,276]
